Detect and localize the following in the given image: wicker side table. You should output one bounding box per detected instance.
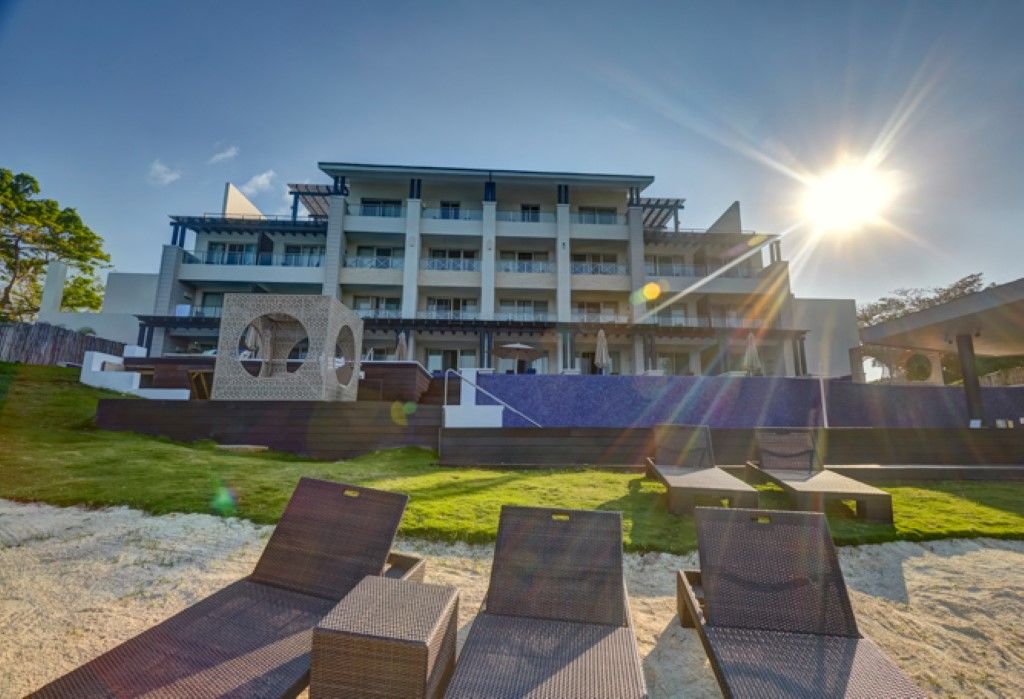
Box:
[311,576,459,699]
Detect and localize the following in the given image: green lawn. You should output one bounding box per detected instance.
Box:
[1,362,1022,553]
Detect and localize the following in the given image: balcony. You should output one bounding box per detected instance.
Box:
[495,210,556,223]
[179,249,325,284]
[419,258,481,272]
[571,262,628,275]
[496,260,556,274]
[344,255,405,270]
[646,263,758,279]
[495,311,551,322]
[184,250,324,267]
[178,305,223,319]
[646,315,771,330]
[570,212,626,225]
[417,310,481,320]
[422,208,483,221]
[355,308,402,319]
[571,312,631,324]
[344,203,406,234]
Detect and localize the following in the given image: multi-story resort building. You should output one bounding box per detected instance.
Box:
[39,162,860,377]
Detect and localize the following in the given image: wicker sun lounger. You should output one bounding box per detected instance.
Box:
[678,507,924,698]
[746,430,893,523]
[32,478,422,699]
[444,506,647,699]
[647,425,758,515]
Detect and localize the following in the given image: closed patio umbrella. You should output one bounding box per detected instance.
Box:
[742,332,763,376]
[594,329,611,374]
[395,332,408,361]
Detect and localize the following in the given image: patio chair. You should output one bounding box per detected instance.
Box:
[677,507,924,698]
[646,425,758,515]
[444,505,647,698]
[746,430,893,523]
[31,477,423,699]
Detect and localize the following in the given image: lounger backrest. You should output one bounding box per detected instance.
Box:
[654,424,712,468]
[695,507,859,637]
[485,505,628,626]
[756,430,816,471]
[250,478,408,601]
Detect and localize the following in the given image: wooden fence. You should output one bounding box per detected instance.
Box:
[0,322,124,366]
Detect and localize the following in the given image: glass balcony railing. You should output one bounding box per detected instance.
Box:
[183,250,325,267]
[355,308,402,319]
[570,262,629,275]
[570,212,626,225]
[495,310,551,322]
[644,263,759,279]
[417,309,480,320]
[421,208,483,221]
[645,315,769,329]
[180,306,223,318]
[570,312,630,324]
[495,210,556,223]
[419,258,481,272]
[346,203,404,217]
[344,255,405,270]
[496,260,556,273]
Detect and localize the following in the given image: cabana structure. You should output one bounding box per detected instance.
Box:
[857,277,1024,426]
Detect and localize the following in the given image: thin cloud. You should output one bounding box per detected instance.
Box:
[240,169,276,196]
[208,145,239,164]
[147,160,181,186]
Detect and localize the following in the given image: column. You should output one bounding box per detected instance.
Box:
[633,335,645,375]
[150,245,186,356]
[39,260,68,316]
[555,185,571,322]
[401,196,422,319]
[783,337,797,376]
[322,193,346,299]
[481,199,496,320]
[689,348,703,376]
[627,205,646,321]
[957,334,985,426]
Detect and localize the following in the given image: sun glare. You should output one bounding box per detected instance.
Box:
[800,158,900,235]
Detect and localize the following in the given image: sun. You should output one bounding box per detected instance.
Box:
[800,157,900,234]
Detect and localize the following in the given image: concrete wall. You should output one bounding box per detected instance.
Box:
[790,297,860,377]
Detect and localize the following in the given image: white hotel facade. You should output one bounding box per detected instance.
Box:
[40,162,860,377]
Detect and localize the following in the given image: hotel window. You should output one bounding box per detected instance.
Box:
[576,206,617,224]
[197,292,223,317]
[499,299,548,318]
[520,204,540,222]
[206,242,255,265]
[429,249,477,259]
[360,199,402,217]
[426,297,478,317]
[645,255,689,276]
[573,301,617,319]
[425,348,477,372]
[440,201,461,220]
[571,253,617,264]
[656,352,692,376]
[356,246,403,258]
[283,244,325,267]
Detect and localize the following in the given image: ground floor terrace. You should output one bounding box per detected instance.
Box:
[142,315,811,377]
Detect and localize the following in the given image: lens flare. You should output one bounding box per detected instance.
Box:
[799,157,901,234]
[642,282,662,301]
[210,482,237,517]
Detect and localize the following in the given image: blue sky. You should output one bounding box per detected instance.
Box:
[1,0,1022,304]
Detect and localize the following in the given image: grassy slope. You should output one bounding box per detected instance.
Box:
[1,363,1022,553]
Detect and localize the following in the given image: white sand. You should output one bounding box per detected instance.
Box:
[1,499,1022,698]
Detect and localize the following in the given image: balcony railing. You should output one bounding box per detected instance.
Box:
[571,212,626,225]
[646,315,770,329]
[355,308,402,319]
[497,260,556,274]
[495,310,551,322]
[179,306,223,318]
[183,250,325,267]
[571,262,628,275]
[421,208,483,221]
[418,309,480,320]
[346,203,405,217]
[419,258,481,272]
[344,255,405,270]
[495,210,556,223]
[571,312,630,324]
[645,263,759,279]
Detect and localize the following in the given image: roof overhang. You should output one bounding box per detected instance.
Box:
[859,277,1024,355]
[317,162,655,189]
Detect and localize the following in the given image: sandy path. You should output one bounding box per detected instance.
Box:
[1,499,1021,698]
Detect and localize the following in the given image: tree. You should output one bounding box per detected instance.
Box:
[856,273,992,327]
[0,168,109,322]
